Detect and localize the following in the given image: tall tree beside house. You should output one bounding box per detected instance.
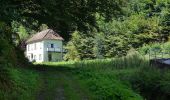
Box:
[65,0,170,60]
[65,30,101,60]
[11,21,29,45]
[0,0,126,40]
[64,31,83,61]
[3,0,125,61]
[93,32,105,59]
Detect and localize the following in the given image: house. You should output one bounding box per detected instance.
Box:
[26,29,64,62]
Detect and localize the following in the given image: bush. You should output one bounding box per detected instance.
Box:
[129,67,170,100]
[0,67,40,100]
[138,43,163,55]
[76,71,143,100]
[72,52,170,100]
[74,51,149,70]
[73,53,147,100]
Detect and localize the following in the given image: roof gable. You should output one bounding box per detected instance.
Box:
[26,29,63,43]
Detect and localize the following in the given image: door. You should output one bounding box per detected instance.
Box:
[48,53,52,61]
[31,54,33,60]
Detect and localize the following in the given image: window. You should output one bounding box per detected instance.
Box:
[51,44,54,48]
[40,43,42,49]
[48,53,52,61]
[39,54,42,60]
[31,54,33,59]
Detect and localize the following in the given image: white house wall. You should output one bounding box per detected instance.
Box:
[26,41,44,62]
[48,52,62,62]
[43,40,63,62]
[26,39,63,62]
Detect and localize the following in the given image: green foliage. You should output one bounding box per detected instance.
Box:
[12,21,29,40]
[129,67,170,100]
[44,53,146,100]
[138,42,170,56]
[73,52,147,99]
[73,53,170,100]
[0,22,33,99]
[65,0,170,60]
[0,0,126,41]
[0,68,40,100]
[78,72,143,100]
[139,43,162,55]
[57,52,148,99]
[39,24,49,31]
[64,31,82,61]
[43,51,170,100]
[0,38,16,65]
[0,0,170,99]
[74,51,148,70]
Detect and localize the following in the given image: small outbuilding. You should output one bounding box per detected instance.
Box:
[26,29,64,62]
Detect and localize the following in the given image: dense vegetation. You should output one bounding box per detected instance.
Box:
[72,55,170,100]
[65,0,170,60]
[0,0,170,99]
[0,0,125,98]
[42,51,170,100]
[0,67,40,100]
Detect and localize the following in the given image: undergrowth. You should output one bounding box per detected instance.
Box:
[0,67,40,100]
[73,52,170,100]
[43,51,170,100]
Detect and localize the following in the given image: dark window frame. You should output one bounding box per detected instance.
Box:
[51,44,54,48]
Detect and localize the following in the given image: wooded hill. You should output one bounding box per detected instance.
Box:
[0,0,170,99]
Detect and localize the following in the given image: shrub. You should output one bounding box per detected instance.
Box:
[74,51,149,70]
[76,71,143,100]
[129,67,170,100]
[0,67,40,100]
[73,52,147,100]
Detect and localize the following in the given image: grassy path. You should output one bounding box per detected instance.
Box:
[36,66,90,100]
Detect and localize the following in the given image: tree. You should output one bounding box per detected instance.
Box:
[1,0,126,41]
[64,31,82,61]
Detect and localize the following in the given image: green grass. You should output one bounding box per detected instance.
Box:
[36,67,93,100]
[1,51,170,100]
[72,53,170,100]
[40,52,146,100]
[41,52,170,100]
[139,42,170,59]
[0,67,41,100]
[36,61,76,67]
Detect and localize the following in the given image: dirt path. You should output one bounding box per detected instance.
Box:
[36,67,90,100]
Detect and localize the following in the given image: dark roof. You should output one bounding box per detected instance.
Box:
[26,29,64,43]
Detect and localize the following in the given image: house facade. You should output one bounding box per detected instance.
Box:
[26,29,64,62]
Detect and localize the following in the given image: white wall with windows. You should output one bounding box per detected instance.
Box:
[26,41,44,62]
[43,40,63,62]
[26,40,63,62]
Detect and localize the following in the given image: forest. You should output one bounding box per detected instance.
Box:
[0,0,170,100]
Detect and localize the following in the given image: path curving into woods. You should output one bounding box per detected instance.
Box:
[35,66,90,100]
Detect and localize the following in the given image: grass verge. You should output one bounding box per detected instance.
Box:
[0,67,41,100]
